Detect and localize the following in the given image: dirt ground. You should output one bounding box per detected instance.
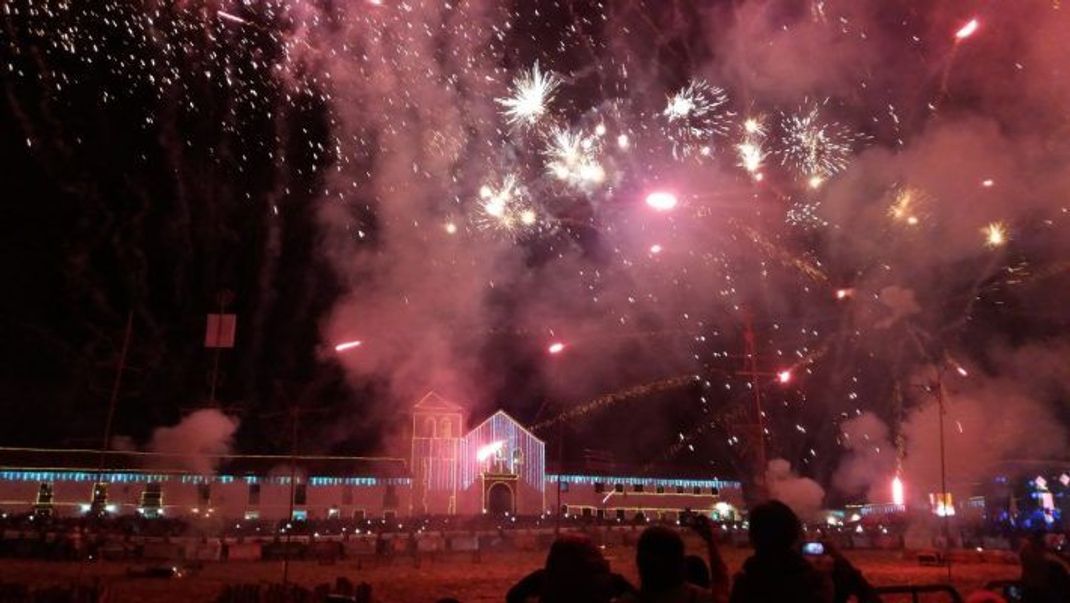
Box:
[0,546,1022,602]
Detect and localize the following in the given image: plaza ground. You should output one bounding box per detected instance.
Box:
[0,544,1022,602]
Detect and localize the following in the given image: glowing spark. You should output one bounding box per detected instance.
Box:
[662,80,731,159]
[983,222,1007,247]
[956,365,969,377]
[476,440,506,462]
[777,370,793,384]
[808,175,824,189]
[738,140,767,175]
[444,222,458,235]
[645,191,678,212]
[476,174,543,236]
[217,11,249,25]
[548,341,566,354]
[836,288,853,300]
[982,179,994,187]
[650,244,663,254]
[617,134,630,149]
[889,187,926,225]
[892,476,905,505]
[545,127,605,188]
[334,341,363,352]
[743,117,765,136]
[955,18,980,40]
[781,104,860,180]
[497,62,562,127]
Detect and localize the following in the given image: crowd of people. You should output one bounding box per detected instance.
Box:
[498,500,1070,603]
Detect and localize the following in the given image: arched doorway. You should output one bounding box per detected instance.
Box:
[486,482,514,515]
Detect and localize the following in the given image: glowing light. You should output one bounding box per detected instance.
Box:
[983,222,1007,247]
[650,244,663,254]
[476,174,544,235]
[738,140,767,175]
[646,191,678,212]
[548,342,566,354]
[617,134,630,149]
[476,440,506,462]
[334,340,363,352]
[444,222,458,235]
[217,11,249,25]
[892,476,905,506]
[808,175,824,189]
[835,288,853,300]
[497,62,562,127]
[545,127,606,189]
[662,80,731,159]
[777,370,793,384]
[981,179,994,187]
[743,117,765,135]
[781,105,860,179]
[954,18,980,40]
[889,187,925,225]
[955,365,969,377]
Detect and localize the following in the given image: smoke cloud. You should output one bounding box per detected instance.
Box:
[832,412,897,502]
[901,342,1070,499]
[148,409,240,475]
[767,458,825,521]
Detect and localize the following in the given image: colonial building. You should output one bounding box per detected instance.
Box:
[0,392,742,521]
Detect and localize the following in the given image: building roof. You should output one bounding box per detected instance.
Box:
[0,447,409,478]
[412,391,464,414]
[547,460,739,484]
[466,410,545,444]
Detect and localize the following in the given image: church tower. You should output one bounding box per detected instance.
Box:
[410,392,464,515]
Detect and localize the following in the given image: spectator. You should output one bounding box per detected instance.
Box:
[729,500,832,603]
[684,555,711,589]
[617,524,726,603]
[822,541,879,603]
[507,534,632,603]
[1020,530,1070,603]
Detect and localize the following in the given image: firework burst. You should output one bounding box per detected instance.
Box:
[662,80,732,159]
[780,104,860,180]
[544,126,606,190]
[475,174,545,236]
[496,62,562,128]
[983,221,1008,248]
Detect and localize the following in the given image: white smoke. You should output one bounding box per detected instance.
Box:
[148,409,240,474]
[832,412,898,502]
[767,458,825,521]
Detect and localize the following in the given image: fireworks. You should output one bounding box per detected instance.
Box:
[476,174,545,236]
[892,475,905,505]
[334,340,363,352]
[777,370,793,384]
[889,187,925,226]
[547,342,566,355]
[780,105,860,180]
[645,191,678,212]
[497,62,562,128]
[662,80,732,159]
[954,18,980,40]
[544,127,606,189]
[476,440,506,462]
[983,222,1008,247]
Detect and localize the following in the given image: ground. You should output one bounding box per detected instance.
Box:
[0,545,1021,602]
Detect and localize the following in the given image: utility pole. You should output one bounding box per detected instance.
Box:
[555,427,564,536]
[96,311,134,488]
[934,373,952,582]
[282,404,299,586]
[741,309,768,501]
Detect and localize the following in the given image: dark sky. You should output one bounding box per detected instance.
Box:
[2,0,1069,503]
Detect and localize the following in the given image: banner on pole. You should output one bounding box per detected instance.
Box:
[204,314,237,348]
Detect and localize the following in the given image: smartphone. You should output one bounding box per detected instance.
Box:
[801,542,825,556]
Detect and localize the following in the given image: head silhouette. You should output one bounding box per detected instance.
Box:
[636,526,686,592]
[748,500,802,555]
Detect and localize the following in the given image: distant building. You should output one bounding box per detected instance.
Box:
[0,392,742,521]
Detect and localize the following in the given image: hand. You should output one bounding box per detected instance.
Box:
[690,514,716,543]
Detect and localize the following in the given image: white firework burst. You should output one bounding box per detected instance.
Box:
[475,174,546,237]
[544,126,606,189]
[779,104,861,179]
[661,80,732,159]
[496,62,562,128]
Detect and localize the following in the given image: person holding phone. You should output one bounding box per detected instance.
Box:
[729,501,833,603]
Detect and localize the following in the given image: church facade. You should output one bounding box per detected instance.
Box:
[0,392,742,521]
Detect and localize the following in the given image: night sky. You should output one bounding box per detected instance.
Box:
[2,0,1069,505]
